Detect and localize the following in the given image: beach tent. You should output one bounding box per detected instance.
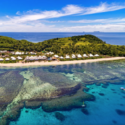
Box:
[83,54,88,57]
[77,54,82,58]
[60,56,64,59]
[17,56,23,60]
[0,58,4,61]
[41,56,47,60]
[54,55,59,58]
[25,56,30,60]
[11,57,16,60]
[72,54,76,58]
[89,54,94,57]
[29,56,35,60]
[5,58,10,61]
[65,55,70,59]
[95,54,99,57]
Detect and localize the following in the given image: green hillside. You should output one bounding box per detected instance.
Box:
[0,35,125,56]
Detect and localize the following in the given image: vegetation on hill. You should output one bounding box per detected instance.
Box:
[0,35,125,56]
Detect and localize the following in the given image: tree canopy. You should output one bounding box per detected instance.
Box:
[0,35,125,56]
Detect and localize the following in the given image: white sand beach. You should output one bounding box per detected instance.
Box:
[0,57,125,67]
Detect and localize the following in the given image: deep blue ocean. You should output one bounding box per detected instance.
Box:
[0,32,125,45]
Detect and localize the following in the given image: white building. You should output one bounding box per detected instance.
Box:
[72,54,76,59]
[95,54,99,57]
[83,54,88,57]
[47,52,54,55]
[17,56,23,60]
[0,50,7,53]
[0,58,4,61]
[30,52,36,55]
[60,56,64,59]
[5,58,10,61]
[54,55,59,58]
[89,54,94,57]
[11,57,16,60]
[65,55,70,59]
[77,54,82,58]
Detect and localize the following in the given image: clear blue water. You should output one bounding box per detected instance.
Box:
[10,83,125,125]
[0,32,125,45]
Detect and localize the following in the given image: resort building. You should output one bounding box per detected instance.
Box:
[65,55,70,59]
[0,58,4,61]
[0,50,7,53]
[72,54,76,59]
[77,54,82,58]
[30,52,36,55]
[83,54,88,57]
[89,54,94,57]
[15,51,24,55]
[17,56,23,60]
[46,52,54,55]
[11,57,16,60]
[60,56,64,59]
[95,54,99,57]
[25,56,47,61]
[5,58,10,61]
[54,55,59,58]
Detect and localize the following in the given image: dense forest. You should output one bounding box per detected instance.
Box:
[0,35,125,56]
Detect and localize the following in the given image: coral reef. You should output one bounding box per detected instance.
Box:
[41,87,95,112]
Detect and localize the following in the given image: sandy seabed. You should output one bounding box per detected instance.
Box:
[0,57,125,67]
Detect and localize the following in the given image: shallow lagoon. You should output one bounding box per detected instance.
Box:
[0,60,125,125]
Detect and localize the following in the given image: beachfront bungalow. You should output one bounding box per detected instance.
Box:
[17,56,23,60]
[0,58,4,61]
[25,56,47,61]
[41,56,47,60]
[60,56,64,59]
[15,51,24,55]
[5,58,10,61]
[72,54,76,59]
[83,54,88,57]
[65,55,70,59]
[77,54,82,58]
[0,50,7,53]
[25,56,30,61]
[11,57,16,60]
[89,54,94,57]
[54,55,59,58]
[95,54,99,57]
[30,52,36,55]
[46,52,54,55]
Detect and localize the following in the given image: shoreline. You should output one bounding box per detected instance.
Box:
[0,57,125,67]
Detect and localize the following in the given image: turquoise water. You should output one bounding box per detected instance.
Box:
[1,60,125,125]
[10,83,125,125]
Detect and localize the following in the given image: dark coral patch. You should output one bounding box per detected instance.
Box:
[81,108,89,115]
[55,112,65,121]
[120,104,124,106]
[25,110,29,113]
[112,120,117,124]
[102,85,108,88]
[98,93,105,96]
[42,88,95,112]
[116,109,125,115]
[0,71,24,110]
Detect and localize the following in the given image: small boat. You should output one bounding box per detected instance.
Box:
[82,101,86,107]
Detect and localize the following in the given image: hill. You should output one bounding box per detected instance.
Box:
[0,35,125,56]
